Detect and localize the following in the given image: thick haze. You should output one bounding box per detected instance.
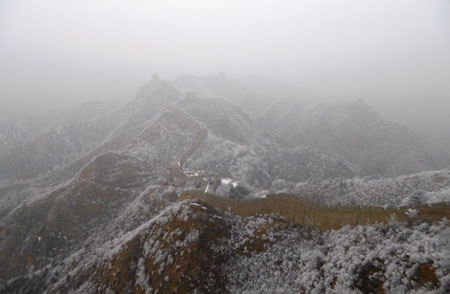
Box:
[1,0,449,113]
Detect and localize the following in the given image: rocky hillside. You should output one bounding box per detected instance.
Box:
[0,74,449,293]
[2,198,449,293]
[0,101,124,182]
[294,168,450,207]
[261,99,450,177]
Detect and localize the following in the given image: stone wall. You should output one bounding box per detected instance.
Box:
[181,192,450,230]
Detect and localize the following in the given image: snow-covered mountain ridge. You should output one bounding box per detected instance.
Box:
[0,74,449,293]
[2,198,449,293]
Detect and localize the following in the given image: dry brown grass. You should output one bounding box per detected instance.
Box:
[413,263,440,289]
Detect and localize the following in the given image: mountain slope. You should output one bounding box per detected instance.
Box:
[0,101,124,182]
[173,73,303,118]
[1,76,449,294]
[2,199,448,293]
[263,100,450,177]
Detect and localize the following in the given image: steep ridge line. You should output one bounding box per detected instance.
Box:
[180,192,450,230]
[166,104,199,130]
[165,104,208,184]
[166,104,208,167]
[177,129,207,166]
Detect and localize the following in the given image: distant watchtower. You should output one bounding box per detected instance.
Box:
[185,92,196,101]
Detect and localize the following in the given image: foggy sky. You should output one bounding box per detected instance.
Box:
[1,0,449,112]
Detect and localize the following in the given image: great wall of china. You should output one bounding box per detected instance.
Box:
[181,192,450,230]
[165,103,213,185]
[163,99,450,231]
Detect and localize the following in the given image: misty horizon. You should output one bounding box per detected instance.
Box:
[1,0,450,113]
[1,2,450,293]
